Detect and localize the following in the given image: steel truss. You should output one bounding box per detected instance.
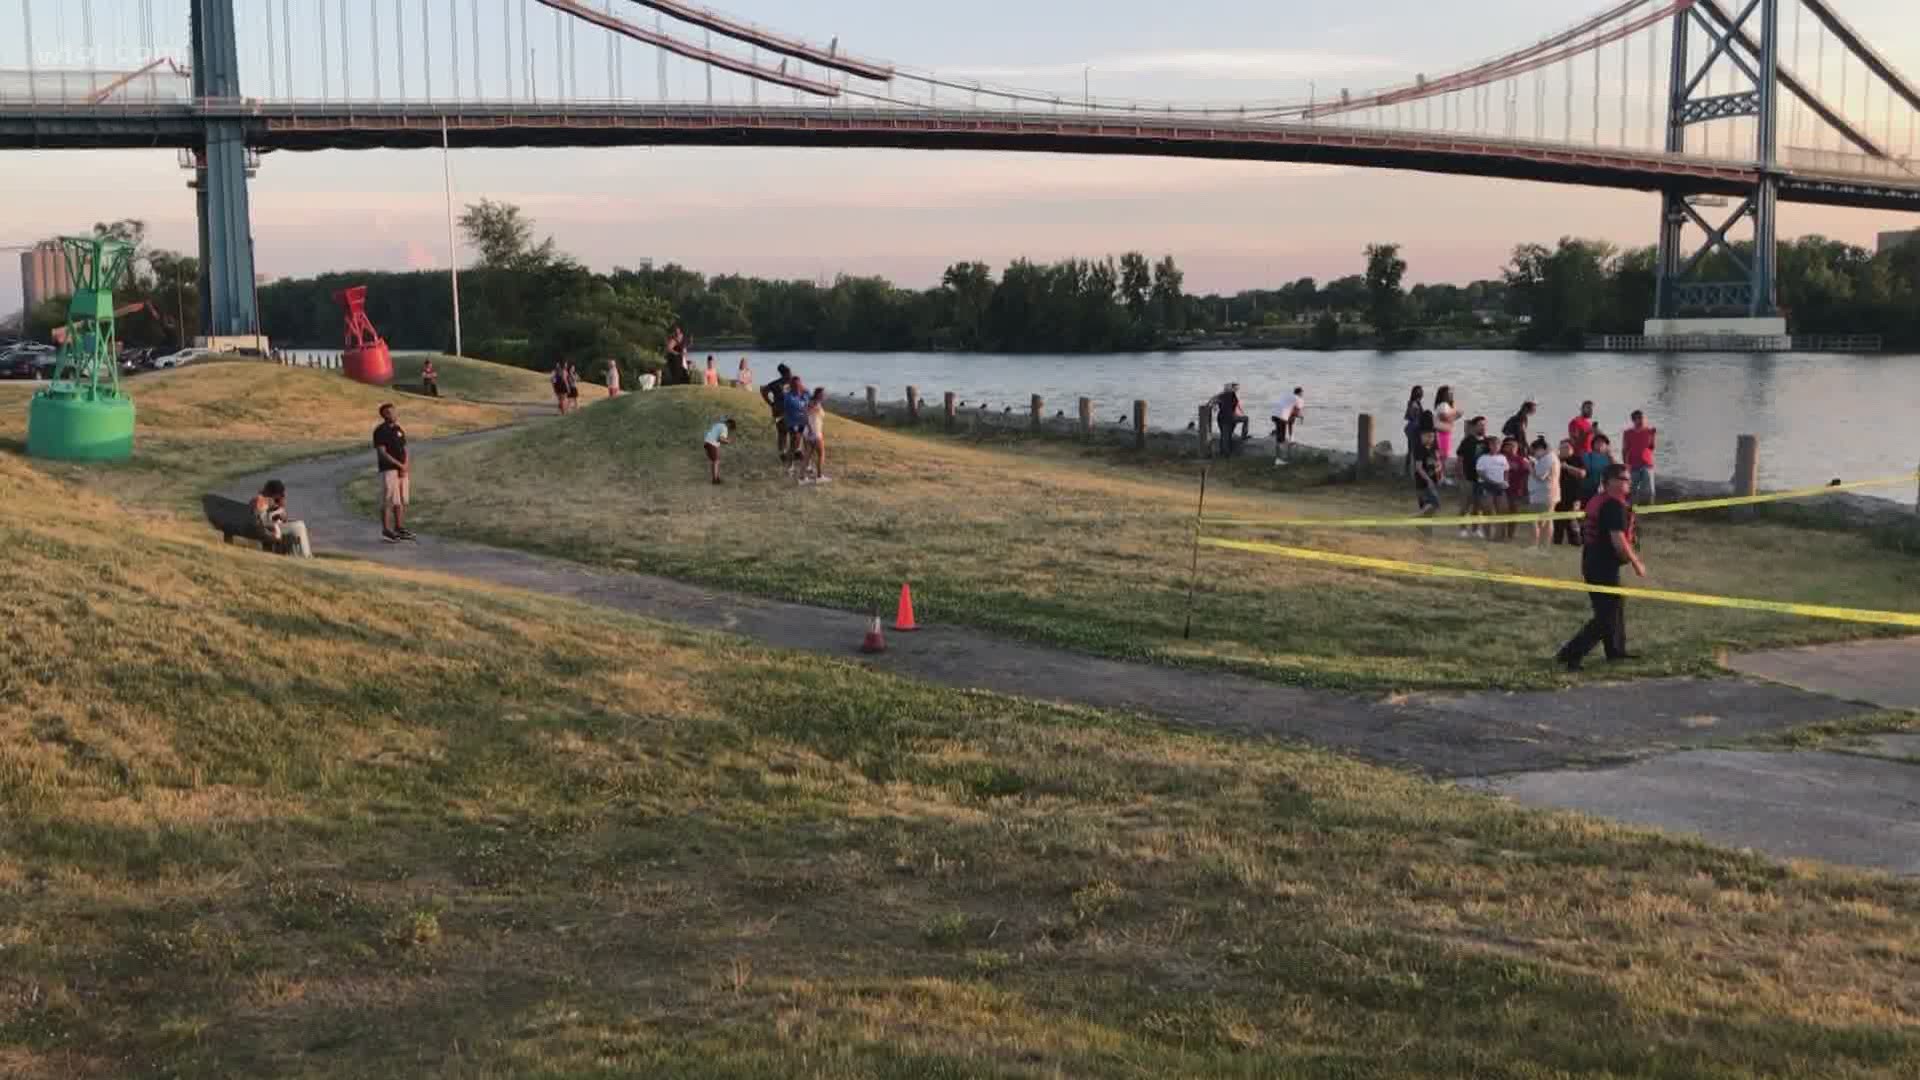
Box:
[1654,0,1779,318]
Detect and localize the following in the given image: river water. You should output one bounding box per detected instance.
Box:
[755,348,1920,495]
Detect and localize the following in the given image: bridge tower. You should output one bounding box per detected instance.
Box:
[1650,0,1784,337]
[188,0,260,342]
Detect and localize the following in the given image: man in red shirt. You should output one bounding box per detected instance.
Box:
[1623,409,1658,504]
[1568,400,1596,456]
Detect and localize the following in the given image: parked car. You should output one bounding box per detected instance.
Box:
[0,344,55,379]
[152,347,212,369]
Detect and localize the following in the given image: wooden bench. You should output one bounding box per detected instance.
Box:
[201,494,295,555]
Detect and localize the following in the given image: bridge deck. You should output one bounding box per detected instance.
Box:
[4,100,1918,211]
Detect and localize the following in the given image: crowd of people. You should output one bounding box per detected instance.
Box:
[1398,386,1660,549]
[1400,384,1655,669]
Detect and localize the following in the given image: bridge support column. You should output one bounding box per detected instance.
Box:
[1649,0,1782,331]
[190,0,259,341]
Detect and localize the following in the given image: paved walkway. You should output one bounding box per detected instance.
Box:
[229,424,1915,873]
[1728,638,1920,711]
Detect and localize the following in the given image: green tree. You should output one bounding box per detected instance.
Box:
[940,262,995,350]
[458,198,555,271]
[1363,242,1409,342]
[1150,255,1185,333]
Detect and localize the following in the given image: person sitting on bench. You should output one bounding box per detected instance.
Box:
[251,479,312,558]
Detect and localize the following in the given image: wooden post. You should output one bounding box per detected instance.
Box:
[906,385,920,422]
[1198,405,1214,458]
[944,391,957,431]
[1733,435,1760,498]
[1030,394,1043,432]
[1357,414,1375,473]
[1133,400,1148,450]
[866,385,877,418]
[1079,397,1093,436]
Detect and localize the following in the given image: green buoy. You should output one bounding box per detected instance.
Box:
[26,235,138,462]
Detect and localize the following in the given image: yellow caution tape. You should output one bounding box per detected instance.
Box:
[1207,472,1920,531]
[1200,537,1920,628]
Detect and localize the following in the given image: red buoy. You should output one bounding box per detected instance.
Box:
[332,285,394,386]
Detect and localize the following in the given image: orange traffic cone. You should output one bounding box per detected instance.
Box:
[893,583,919,632]
[861,614,887,654]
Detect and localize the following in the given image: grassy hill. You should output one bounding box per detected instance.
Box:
[2,448,1917,1077]
[375,386,1920,691]
[0,360,514,511]
[391,352,602,405]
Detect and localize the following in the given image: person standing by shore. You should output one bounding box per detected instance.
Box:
[1528,437,1560,550]
[1568,400,1596,457]
[1553,438,1586,546]
[703,356,721,387]
[735,357,755,389]
[1432,386,1458,486]
[1271,387,1305,466]
[605,359,621,398]
[802,387,831,484]
[1412,426,1442,524]
[373,403,416,544]
[1456,416,1489,527]
[782,377,811,478]
[1558,464,1646,671]
[1624,409,1658,505]
[1402,385,1426,477]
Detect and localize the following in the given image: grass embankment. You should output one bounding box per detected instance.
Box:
[392,352,598,405]
[0,359,514,512]
[379,387,1920,691]
[4,451,1919,1076]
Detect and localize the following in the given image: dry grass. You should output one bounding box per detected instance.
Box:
[3,450,1918,1077]
[379,387,1920,691]
[0,360,515,512]
[390,352,600,405]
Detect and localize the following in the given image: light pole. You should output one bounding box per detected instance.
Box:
[441,116,465,358]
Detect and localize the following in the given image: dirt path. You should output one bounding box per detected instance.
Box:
[225,424,1914,872]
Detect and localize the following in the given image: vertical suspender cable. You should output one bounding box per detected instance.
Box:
[320,0,331,102]
[22,0,36,107]
[395,0,407,100]
[605,0,616,99]
[1647,15,1660,148]
[1619,19,1630,146]
[505,0,515,100]
[282,0,293,101]
[1593,33,1603,144]
[704,29,713,104]
[553,8,562,100]
[1535,66,1545,139]
[471,0,481,99]
[370,0,382,101]
[338,0,350,100]
[447,0,460,105]
[1789,1,1803,149]
[265,0,279,101]
[568,8,577,100]
[656,13,667,100]
[521,0,531,100]
[1564,55,1573,140]
[423,0,433,102]
[82,0,95,98]
[751,45,759,104]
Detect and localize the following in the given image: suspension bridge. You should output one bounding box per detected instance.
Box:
[1,0,1917,342]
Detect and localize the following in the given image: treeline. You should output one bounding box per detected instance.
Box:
[251,199,1920,363]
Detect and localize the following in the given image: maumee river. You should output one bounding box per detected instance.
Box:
[758,348,1920,497]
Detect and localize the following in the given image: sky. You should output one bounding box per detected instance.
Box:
[3,0,1918,315]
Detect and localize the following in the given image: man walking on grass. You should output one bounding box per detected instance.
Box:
[1557,464,1646,671]
[374,403,416,544]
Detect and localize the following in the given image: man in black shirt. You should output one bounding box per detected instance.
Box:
[760,364,796,465]
[1557,464,1645,670]
[373,403,416,544]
